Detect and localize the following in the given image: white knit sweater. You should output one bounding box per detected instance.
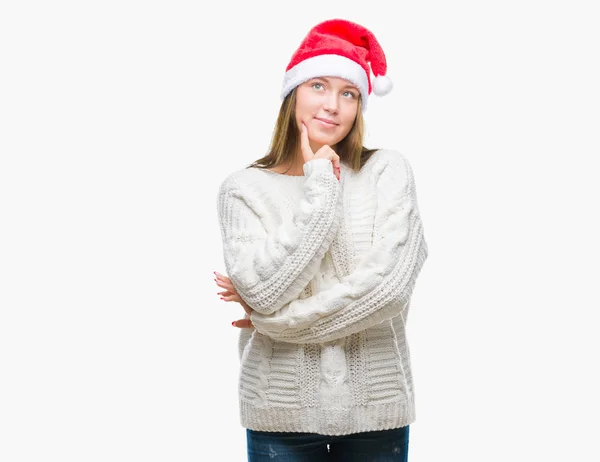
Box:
[216,149,428,435]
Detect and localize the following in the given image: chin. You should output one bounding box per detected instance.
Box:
[313,134,341,146]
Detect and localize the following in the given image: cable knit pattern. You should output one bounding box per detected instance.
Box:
[250,150,428,343]
[216,149,428,435]
[217,158,342,314]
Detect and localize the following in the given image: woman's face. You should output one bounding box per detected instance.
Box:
[295,76,360,152]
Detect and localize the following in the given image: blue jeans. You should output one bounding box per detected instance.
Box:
[246,425,410,461]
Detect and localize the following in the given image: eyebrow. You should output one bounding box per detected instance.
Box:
[311,77,359,91]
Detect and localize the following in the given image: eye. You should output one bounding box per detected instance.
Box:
[342,90,357,98]
[311,82,324,90]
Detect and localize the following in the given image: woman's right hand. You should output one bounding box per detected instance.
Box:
[300,122,340,180]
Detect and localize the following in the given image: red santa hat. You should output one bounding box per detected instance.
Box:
[281,18,393,112]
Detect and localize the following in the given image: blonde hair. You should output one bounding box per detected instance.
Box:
[248,87,378,173]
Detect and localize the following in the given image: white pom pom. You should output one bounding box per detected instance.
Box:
[373,75,393,96]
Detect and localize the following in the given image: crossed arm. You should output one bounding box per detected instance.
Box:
[218,152,428,343]
[217,158,342,316]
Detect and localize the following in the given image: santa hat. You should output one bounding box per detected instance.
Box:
[281,18,393,112]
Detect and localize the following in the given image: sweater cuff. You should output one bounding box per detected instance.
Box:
[303,158,334,177]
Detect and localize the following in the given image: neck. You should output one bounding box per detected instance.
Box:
[281,142,337,175]
[275,162,304,176]
[309,141,337,154]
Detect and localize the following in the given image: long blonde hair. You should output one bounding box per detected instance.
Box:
[248,87,379,173]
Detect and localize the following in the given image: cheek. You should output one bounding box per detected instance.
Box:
[339,124,353,140]
[295,96,315,119]
[340,110,358,132]
[296,89,318,109]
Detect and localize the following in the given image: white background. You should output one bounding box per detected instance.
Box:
[1,1,599,461]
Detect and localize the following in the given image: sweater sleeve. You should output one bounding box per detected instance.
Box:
[217,158,342,315]
[249,152,428,343]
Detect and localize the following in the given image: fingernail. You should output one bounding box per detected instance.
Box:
[231,321,236,327]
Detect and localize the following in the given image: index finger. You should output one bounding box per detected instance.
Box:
[232,319,254,328]
[300,122,313,162]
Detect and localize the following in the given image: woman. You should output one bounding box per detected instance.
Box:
[215,18,428,462]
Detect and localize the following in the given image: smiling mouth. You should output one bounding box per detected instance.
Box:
[315,118,338,126]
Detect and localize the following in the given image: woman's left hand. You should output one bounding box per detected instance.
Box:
[214,272,254,328]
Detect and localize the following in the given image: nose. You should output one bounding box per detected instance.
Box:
[323,93,339,114]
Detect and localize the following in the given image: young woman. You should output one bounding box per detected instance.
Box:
[215,18,428,462]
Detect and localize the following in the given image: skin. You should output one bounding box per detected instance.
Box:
[217,76,360,327]
[215,271,253,328]
[270,76,360,176]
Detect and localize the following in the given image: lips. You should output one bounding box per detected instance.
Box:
[315,117,339,126]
